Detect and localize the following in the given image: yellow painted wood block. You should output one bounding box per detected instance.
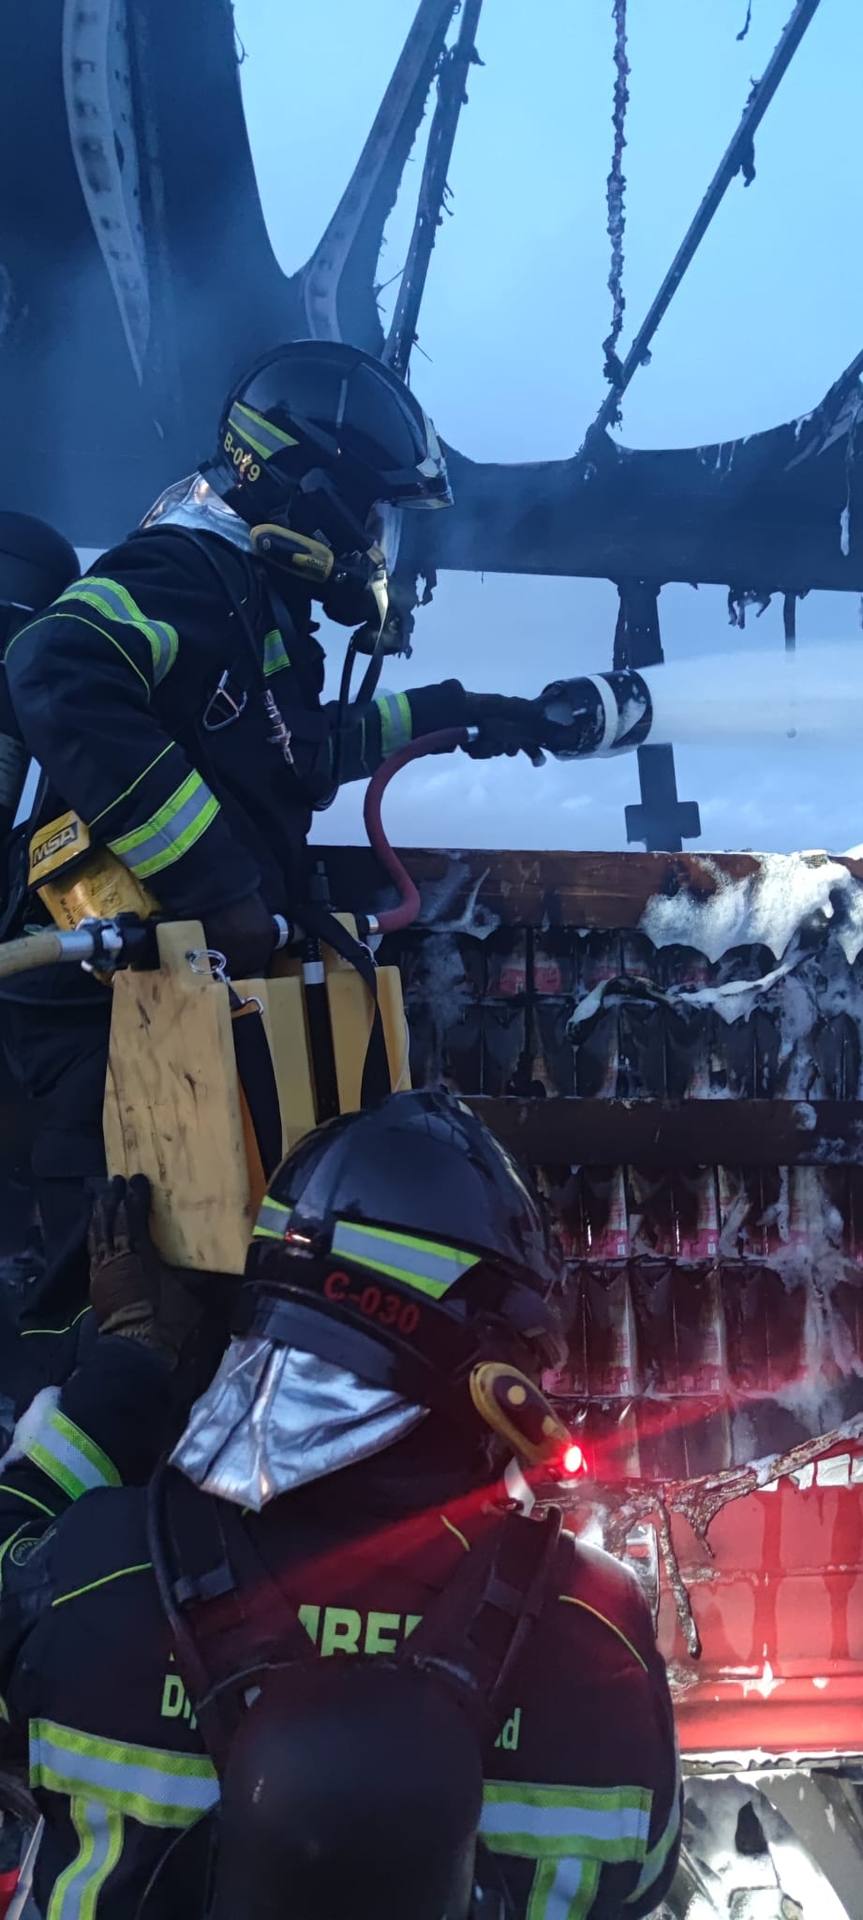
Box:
[103,921,253,1274]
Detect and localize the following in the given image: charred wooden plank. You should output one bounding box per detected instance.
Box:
[319,846,863,931]
[465,1097,863,1167]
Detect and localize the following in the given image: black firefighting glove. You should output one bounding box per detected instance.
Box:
[202,890,276,979]
[461,693,547,767]
[88,1175,207,1373]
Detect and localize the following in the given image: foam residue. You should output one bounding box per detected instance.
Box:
[641,851,863,965]
[418,856,500,939]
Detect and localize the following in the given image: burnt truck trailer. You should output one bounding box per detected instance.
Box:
[315,840,863,1909]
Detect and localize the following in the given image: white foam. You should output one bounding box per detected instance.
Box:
[641,850,863,964]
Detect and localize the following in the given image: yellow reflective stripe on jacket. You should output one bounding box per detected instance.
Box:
[55,578,179,686]
[47,1796,124,1920]
[624,1757,682,1905]
[30,1720,219,1830]
[108,772,219,879]
[480,1780,652,1864]
[527,1856,600,1920]
[262,628,291,677]
[376,691,412,755]
[6,612,152,696]
[482,1782,652,1920]
[24,1408,120,1502]
[331,1218,478,1299]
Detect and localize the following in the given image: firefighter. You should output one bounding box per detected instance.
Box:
[0,1092,681,1918]
[1,340,551,1319]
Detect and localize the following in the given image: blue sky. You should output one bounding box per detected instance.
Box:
[234,0,863,855]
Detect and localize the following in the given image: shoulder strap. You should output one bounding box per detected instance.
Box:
[404,1507,562,1734]
[157,526,321,709]
[228,987,283,1189]
[143,528,391,1107]
[291,898,392,1108]
[149,1467,561,1776]
[147,1465,295,1772]
[265,576,325,710]
[147,525,269,689]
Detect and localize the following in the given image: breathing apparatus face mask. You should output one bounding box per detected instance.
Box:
[249,474,404,646]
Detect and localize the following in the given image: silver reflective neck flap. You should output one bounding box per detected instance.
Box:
[171,1337,427,1511]
[141,472,253,551]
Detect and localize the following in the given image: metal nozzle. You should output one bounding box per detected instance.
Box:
[539,669,653,759]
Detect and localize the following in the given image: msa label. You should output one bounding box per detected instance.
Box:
[28,811,90,881]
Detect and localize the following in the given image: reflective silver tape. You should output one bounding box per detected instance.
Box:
[583,674,620,754]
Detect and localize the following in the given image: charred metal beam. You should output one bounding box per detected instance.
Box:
[4,0,859,606]
[591,0,825,438]
[0,0,453,542]
[407,363,863,592]
[466,1097,863,1168]
[299,0,457,350]
[613,583,700,853]
[624,748,702,853]
[384,0,484,377]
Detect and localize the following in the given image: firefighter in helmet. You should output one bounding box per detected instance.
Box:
[0,1092,681,1918]
[1,341,553,1329]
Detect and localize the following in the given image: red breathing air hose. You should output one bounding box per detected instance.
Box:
[362,727,470,935]
[0,1869,19,1920]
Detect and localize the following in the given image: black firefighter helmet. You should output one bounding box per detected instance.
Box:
[0,511,79,638]
[238,1089,566,1459]
[203,339,451,554]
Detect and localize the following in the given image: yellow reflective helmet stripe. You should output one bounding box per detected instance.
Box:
[253,1198,294,1241]
[331,1218,479,1299]
[228,402,299,462]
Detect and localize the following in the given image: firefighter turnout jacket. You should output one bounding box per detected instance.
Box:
[3,527,470,918]
[0,1342,681,1920]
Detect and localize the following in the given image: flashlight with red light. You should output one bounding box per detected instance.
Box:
[469,1362,588,1478]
